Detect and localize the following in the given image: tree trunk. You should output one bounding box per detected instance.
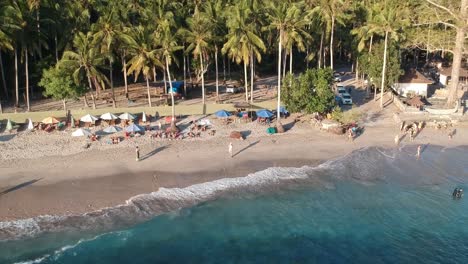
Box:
[25,48,30,111]
[163,68,167,94]
[146,77,152,107]
[380,31,389,109]
[55,34,59,63]
[228,59,231,79]
[187,54,192,83]
[166,56,176,125]
[62,99,67,111]
[123,54,129,99]
[87,76,95,109]
[289,46,293,75]
[277,29,282,124]
[0,52,8,99]
[183,52,187,97]
[109,59,115,108]
[318,32,323,68]
[14,47,19,108]
[215,46,219,101]
[200,52,205,105]
[250,49,254,103]
[223,55,226,81]
[446,0,467,106]
[153,67,157,83]
[355,59,359,83]
[369,35,373,54]
[37,9,42,59]
[244,59,248,102]
[282,51,287,79]
[330,16,335,70]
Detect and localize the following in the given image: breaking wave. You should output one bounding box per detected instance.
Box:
[0,145,466,243]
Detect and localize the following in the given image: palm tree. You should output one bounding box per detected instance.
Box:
[311,0,350,70]
[373,0,410,109]
[265,0,301,131]
[179,6,213,105]
[60,32,108,109]
[92,6,124,108]
[159,27,183,128]
[203,0,226,101]
[282,2,311,75]
[125,26,163,108]
[222,2,265,103]
[0,1,21,110]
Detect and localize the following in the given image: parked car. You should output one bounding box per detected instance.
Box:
[226,85,244,93]
[337,85,346,94]
[341,93,353,105]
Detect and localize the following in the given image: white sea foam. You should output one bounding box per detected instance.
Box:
[0,147,416,242]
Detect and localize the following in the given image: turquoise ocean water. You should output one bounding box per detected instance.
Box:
[1,146,468,263]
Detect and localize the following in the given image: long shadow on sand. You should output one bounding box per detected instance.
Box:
[139,145,168,161]
[0,178,42,196]
[233,140,260,158]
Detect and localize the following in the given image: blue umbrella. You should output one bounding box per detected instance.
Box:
[279,106,288,114]
[256,109,273,118]
[215,110,231,118]
[125,124,143,132]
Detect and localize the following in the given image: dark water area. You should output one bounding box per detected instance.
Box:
[1,145,468,263]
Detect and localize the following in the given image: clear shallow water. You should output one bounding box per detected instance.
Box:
[2,146,468,264]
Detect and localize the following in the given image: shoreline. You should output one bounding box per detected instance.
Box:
[1,107,467,223]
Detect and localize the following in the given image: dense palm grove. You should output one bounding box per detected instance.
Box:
[0,0,466,116]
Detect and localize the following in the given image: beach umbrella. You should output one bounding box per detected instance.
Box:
[125,123,143,132]
[215,110,231,118]
[103,126,122,133]
[142,112,147,123]
[70,116,75,128]
[5,119,13,131]
[42,117,59,124]
[256,109,273,118]
[80,114,98,123]
[279,106,288,114]
[72,128,92,137]
[27,119,34,130]
[100,112,119,120]
[119,112,136,120]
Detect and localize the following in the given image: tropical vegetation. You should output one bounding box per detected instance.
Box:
[0,0,465,117]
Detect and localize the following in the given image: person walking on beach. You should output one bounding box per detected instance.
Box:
[135,146,140,161]
[348,129,354,141]
[416,145,421,159]
[228,142,233,158]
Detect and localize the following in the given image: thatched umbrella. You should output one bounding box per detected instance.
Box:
[407,96,425,108]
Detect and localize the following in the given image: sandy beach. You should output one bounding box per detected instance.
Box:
[1,102,467,223]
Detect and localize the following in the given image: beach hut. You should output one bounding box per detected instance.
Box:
[27,119,34,130]
[42,117,59,124]
[5,119,13,131]
[72,128,92,137]
[100,112,119,120]
[103,126,122,133]
[256,109,274,118]
[119,112,136,120]
[125,124,143,132]
[80,114,98,123]
[215,110,231,118]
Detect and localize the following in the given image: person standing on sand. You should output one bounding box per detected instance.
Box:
[394,134,400,145]
[136,146,140,161]
[416,145,421,159]
[229,142,233,158]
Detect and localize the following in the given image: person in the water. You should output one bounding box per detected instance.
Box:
[453,188,463,199]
